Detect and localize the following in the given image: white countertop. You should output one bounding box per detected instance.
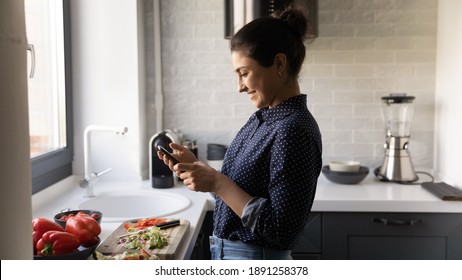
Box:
[313,174,462,213]
[32,174,462,259]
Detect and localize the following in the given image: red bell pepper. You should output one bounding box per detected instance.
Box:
[65,212,101,247]
[32,217,64,254]
[36,230,80,256]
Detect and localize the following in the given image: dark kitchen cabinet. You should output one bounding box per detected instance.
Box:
[191,211,462,260]
[291,212,322,259]
[190,211,213,260]
[322,212,462,260]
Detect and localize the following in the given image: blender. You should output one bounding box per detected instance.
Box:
[376,94,418,182]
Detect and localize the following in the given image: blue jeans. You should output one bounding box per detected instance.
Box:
[209,235,292,260]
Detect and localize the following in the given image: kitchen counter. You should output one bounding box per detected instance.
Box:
[32,176,215,260]
[312,174,462,213]
[32,173,462,259]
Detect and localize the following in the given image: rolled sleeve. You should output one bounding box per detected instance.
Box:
[241,197,268,232]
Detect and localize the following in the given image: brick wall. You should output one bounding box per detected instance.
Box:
[144,0,437,170]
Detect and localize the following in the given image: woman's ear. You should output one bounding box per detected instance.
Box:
[274,53,287,76]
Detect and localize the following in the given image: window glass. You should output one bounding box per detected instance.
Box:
[25,0,67,158]
[24,0,73,193]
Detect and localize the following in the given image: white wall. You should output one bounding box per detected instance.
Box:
[434,0,462,186]
[71,0,147,181]
[150,0,438,170]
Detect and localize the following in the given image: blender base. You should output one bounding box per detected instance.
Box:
[376,155,418,183]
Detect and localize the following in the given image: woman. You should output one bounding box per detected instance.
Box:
[158,6,322,260]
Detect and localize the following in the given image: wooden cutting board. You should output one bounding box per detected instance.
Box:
[95,218,190,260]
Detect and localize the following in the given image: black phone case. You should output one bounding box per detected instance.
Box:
[157,145,179,164]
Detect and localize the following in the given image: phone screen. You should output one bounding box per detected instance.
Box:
[157,145,179,164]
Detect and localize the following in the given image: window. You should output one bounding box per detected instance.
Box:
[25,0,73,194]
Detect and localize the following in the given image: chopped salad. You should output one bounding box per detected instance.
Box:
[117,226,169,250]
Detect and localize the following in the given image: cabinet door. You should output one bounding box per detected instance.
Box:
[323,212,462,260]
[190,211,213,260]
[291,212,322,259]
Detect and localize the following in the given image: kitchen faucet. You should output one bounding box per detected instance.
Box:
[79,125,128,197]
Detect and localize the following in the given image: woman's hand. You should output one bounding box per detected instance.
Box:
[176,161,253,218]
[156,142,197,171]
[158,143,253,217]
[175,161,222,193]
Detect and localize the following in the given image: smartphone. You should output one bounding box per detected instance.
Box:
[157,145,179,164]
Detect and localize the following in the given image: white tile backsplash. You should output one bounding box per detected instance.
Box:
[144,0,437,169]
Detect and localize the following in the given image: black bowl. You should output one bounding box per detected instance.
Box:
[322,165,369,184]
[54,209,102,229]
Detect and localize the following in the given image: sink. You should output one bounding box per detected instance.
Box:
[77,190,191,222]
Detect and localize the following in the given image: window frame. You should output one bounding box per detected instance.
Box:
[31,0,73,194]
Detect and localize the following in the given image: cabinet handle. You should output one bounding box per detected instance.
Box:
[372,218,422,226]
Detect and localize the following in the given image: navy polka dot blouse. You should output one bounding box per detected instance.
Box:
[213,94,322,250]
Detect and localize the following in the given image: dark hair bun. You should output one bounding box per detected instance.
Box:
[231,5,311,77]
[274,7,308,40]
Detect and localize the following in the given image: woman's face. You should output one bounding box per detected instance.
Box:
[232,51,282,109]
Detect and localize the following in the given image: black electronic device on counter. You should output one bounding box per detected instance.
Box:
[149,130,182,188]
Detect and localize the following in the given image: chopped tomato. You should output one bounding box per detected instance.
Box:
[125,217,168,230]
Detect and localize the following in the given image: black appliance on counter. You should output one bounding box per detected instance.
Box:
[149,130,183,188]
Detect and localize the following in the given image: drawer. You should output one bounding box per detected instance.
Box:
[322,212,462,260]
